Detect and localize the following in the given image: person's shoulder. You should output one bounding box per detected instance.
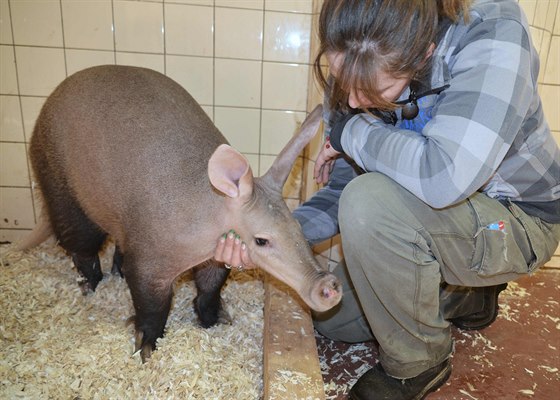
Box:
[469,0,527,24]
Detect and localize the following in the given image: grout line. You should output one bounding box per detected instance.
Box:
[5,0,37,226]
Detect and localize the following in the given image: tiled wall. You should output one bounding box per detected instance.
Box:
[0,0,558,262]
[0,0,319,242]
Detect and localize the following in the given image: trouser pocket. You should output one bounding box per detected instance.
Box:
[469,196,559,277]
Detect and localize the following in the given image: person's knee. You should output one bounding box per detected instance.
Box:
[339,173,399,235]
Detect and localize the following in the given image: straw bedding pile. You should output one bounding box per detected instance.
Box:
[0,241,264,399]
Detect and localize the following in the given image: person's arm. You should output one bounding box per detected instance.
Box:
[295,156,359,245]
[331,17,535,208]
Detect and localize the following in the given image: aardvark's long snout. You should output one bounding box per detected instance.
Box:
[306,271,342,312]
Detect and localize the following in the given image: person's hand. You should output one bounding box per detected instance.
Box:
[314,137,341,184]
[214,230,255,271]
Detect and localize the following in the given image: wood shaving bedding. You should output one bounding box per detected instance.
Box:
[0,242,264,399]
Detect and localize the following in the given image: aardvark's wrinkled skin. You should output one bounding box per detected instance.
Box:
[22,65,342,361]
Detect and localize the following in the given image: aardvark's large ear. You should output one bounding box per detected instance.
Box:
[208,144,254,201]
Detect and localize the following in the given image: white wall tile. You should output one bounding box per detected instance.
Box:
[215,8,263,60]
[11,0,63,47]
[0,187,35,229]
[215,58,262,107]
[20,96,46,140]
[66,49,115,76]
[200,105,213,121]
[262,62,309,111]
[0,0,13,44]
[0,142,29,186]
[0,95,24,142]
[116,52,164,73]
[244,153,259,175]
[114,0,164,53]
[165,4,213,56]
[0,45,18,95]
[215,0,264,10]
[264,12,311,63]
[265,0,313,14]
[259,153,302,198]
[166,55,213,105]
[260,110,306,155]
[214,107,261,153]
[62,0,114,50]
[15,46,66,96]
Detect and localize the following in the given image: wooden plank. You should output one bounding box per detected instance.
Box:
[263,275,325,400]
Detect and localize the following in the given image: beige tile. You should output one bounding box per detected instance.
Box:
[0,142,29,186]
[529,26,544,56]
[552,130,560,146]
[21,96,46,140]
[62,0,114,50]
[261,110,306,155]
[214,107,261,153]
[0,187,35,229]
[555,2,560,35]
[215,0,264,10]
[15,46,66,96]
[265,0,312,14]
[165,4,213,56]
[0,228,31,244]
[538,30,552,83]
[166,55,213,105]
[167,0,214,6]
[543,36,559,85]
[539,84,559,131]
[262,62,309,111]
[1,45,18,95]
[543,0,558,32]
[115,52,164,73]
[215,58,262,107]
[533,0,555,30]
[11,0,63,47]
[66,49,115,76]
[264,12,311,63]
[519,0,537,24]
[114,0,164,53]
[0,96,24,142]
[0,0,13,44]
[328,235,343,262]
[215,8,263,60]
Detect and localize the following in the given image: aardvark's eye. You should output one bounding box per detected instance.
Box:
[255,238,269,246]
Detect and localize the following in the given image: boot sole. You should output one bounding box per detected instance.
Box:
[413,361,452,400]
[348,360,452,400]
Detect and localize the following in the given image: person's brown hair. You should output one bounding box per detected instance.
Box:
[314,0,472,112]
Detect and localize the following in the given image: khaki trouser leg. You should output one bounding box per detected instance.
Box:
[326,172,559,379]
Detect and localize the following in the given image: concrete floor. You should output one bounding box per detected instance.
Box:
[316,268,559,400]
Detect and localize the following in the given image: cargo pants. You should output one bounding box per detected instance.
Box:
[312,172,560,379]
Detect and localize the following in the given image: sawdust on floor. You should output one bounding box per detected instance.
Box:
[0,242,264,399]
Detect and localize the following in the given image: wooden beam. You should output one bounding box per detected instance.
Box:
[263,275,325,399]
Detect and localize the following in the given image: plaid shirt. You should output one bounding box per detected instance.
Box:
[294,0,559,243]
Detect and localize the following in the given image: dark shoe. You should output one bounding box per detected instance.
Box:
[450,283,508,331]
[349,359,452,400]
